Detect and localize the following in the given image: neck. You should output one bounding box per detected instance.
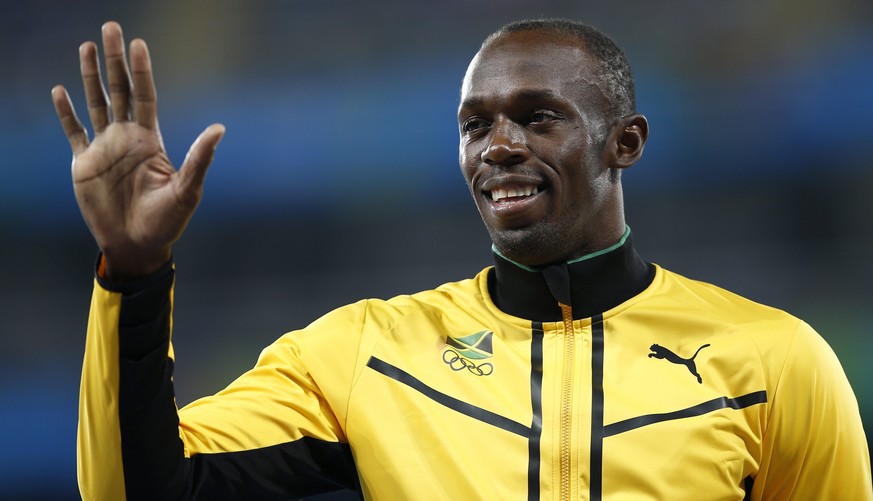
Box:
[488,228,654,321]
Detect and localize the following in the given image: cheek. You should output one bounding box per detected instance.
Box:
[559,152,609,211]
[458,145,478,183]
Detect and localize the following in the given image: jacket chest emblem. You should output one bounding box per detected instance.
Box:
[443,330,494,376]
[648,343,710,384]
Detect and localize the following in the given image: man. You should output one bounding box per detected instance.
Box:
[53,18,871,501]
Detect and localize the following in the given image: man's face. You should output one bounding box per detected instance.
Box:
[458,31,623,266]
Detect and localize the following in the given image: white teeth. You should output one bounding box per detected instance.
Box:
[490,186,539,202]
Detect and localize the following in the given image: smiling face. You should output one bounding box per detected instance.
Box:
[458,31,632,267]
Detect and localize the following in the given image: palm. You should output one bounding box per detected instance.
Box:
[52,22,224,279]
[73,122,181,249]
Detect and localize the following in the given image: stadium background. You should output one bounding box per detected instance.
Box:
[1,0,871,498]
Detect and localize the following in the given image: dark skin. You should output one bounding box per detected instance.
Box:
[51,22,225,281]
[458,31,648,266]
[52,24,646,279]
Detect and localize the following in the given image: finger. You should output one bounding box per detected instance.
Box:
[79,41,109,133]
[129,39,157,129]
[51,85,90,154]
[102,21,132,122]
[178,124,226,194]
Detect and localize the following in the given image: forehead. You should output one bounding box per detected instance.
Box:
[460,32,602,108]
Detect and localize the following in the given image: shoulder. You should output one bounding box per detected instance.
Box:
[650,266,856,386]
[370,266,493,320]
[292,266,492,336]
[650,264,800,327]
[641,265,815,375]
[644,266,857,413]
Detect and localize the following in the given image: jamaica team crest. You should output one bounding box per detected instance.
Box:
[443,330,494,376]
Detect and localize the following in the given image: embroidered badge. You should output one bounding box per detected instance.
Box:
[443,330,494,376]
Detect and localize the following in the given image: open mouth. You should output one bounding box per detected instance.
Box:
[480,181,546,227]
[489,185,540,202]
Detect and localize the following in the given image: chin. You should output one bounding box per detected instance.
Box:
[491,231,563,267]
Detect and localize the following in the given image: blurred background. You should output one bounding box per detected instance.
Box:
[1,0,871,498]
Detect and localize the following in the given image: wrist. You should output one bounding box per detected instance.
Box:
[99,249,172,282]
[94,253,174,296]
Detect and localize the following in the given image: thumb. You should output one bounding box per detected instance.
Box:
[179,123,225,193]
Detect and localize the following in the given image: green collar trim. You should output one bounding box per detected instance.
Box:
[492,226,631,273]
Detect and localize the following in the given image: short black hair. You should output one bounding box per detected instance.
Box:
[483,19,636,119]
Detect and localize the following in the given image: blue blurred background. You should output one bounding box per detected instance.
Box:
[1,0,871,498]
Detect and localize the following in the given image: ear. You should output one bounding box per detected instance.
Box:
[604,113,648,169]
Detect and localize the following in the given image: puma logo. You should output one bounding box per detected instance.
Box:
[648,343,710,384]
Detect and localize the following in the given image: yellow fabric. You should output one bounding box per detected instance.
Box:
[77,282,126,501]
[78,266,872,500]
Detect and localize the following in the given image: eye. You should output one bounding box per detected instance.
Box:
[529,110,559,124]
[461,117,490,133]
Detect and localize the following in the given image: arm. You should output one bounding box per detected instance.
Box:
[79,262,359,500]
[57,23,358,500]
[754,321,872,500]
[53,20,220,498]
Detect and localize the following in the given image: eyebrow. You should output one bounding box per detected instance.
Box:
[458,88,565,114]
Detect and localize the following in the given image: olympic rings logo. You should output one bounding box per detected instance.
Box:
[442,349,494,376]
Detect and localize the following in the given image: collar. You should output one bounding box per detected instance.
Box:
[488,228,655,321]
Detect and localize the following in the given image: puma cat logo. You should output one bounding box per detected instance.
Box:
[648,343,710,384]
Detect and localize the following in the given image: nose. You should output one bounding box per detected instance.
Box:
[481,118,529,166]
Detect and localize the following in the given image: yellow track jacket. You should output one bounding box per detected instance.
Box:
[78,232,872,500]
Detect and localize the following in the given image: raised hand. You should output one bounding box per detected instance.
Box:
[51,21,225,280]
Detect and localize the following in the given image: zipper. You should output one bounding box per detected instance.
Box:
[559,302,575,501]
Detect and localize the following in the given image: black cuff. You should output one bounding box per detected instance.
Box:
[94,253,175,296]
[92,254,176,359]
